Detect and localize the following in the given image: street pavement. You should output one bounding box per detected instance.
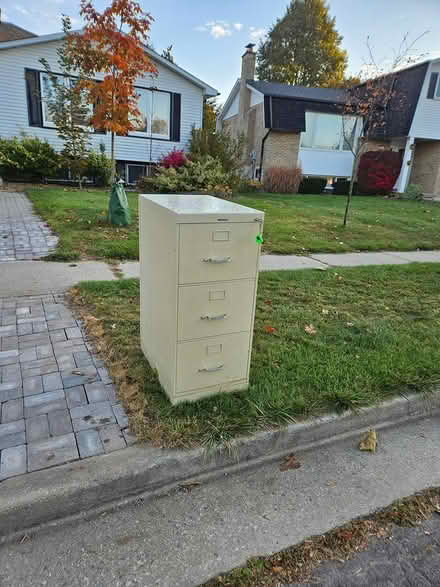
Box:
[1,416,440,586]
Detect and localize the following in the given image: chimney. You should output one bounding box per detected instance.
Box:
[239,43,256,116]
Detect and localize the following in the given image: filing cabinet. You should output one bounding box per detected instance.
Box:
[139,194,264,404]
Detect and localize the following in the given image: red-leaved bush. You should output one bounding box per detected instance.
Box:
[159,148,187,169]
[358,151,402,195]
[263,166,302,194]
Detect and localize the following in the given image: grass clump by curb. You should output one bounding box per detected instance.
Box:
[70,263,440,449]
[203,488,440,586]
[26,187,139,261]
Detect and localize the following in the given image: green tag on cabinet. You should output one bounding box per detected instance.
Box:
[256,233,264,244]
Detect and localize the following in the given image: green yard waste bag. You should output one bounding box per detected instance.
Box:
[108,180,131,226]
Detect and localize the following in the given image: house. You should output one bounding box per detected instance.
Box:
[0,27,218,184]
[220,45,440,195]
[219,44,361,183]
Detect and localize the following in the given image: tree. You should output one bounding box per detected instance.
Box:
[203,98,219,132]
[67,0,157,183]
[161,44,175,63]
[342,33,427,226]
[40,16,90,188]
[256,0,347,87]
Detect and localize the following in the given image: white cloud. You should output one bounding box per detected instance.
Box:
[195,20,233,39]
[14,4,30,16]
[210,23,231,39]
[233,23,243,31]
[249,26,265,42]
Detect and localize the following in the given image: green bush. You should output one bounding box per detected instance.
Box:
[85,150,112,186]
[332,179,359,195]
[137,155,234,197]
[0,135,60,181]
[189,127,246,174]
[237,178,264,193]
[298,176,327,194]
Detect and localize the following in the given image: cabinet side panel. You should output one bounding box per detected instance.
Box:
[139,196,178,397]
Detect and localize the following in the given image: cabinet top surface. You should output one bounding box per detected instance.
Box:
[139,194,264,219]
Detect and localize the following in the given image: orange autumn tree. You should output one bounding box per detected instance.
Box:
[67,0,157,182]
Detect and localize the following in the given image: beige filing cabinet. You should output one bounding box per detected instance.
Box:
[139,194,264,404]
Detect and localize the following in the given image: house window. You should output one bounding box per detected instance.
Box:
[436,77,440,99]
[301,112,359,151]
[132,89,171,139]
[40,72,64,127]
[40,72,92,128]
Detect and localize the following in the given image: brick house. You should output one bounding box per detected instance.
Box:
[219,45,440,195]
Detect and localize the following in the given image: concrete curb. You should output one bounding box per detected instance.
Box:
[1,391,439,540]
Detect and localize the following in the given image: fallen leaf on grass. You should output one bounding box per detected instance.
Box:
[359,429,377,453]
[264,325,276,334]
[272,566,284,574]
[280,453,301,471]
[304,324,317,335]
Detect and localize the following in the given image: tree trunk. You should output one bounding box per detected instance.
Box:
[343,176,355,227]
[110,131,116,184]
[343,147,362,227]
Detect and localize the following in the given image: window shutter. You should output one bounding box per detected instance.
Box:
[427,72,438,99]
[25,69,42,127]
[170,93,181,142]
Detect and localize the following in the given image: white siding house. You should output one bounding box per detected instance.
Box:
[0,32,218,183]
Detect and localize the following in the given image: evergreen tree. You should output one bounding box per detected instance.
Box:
[40,16,90,188]
[256,0,347,87]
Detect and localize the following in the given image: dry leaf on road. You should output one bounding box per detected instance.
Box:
[359,429,377,452]
[280,453,301,471]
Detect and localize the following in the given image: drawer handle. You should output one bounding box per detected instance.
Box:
[198,364,224,373]
[202,256,232,264]
[200,313,227,321]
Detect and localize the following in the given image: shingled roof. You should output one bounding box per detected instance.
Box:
[0,21,36,43]
[247,80,346,104]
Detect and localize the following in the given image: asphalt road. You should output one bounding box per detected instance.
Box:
[0,416,440,586]
[293,516,440,586]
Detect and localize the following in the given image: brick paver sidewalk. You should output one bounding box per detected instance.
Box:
[0,293,131,481]
[0,192,58,261]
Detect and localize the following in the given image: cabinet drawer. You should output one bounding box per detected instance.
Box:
[179,223,260,284]
[176,332,250,394]
[178,280,255,341]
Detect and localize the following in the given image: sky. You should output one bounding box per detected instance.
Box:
[3,0,440,101]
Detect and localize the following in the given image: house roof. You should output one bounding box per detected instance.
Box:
[0,30,218,97]
[247,80,346,104]
[0,21,36,43]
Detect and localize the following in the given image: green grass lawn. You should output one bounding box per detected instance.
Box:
[236,193,440,254]
[26,187,139,261]
[26,187,440,261]
[71,263,440,449]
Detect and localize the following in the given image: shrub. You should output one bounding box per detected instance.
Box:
[159,148,187,169]
[332,179,359,195]
[189,127,246,174]
[137,155,234,197]
[0,135,60,181]
[298,176,327,194]
[402,183,424,201]
[357,151,402,195]
[85,150,112,186]
[237,178,264,193]
[263,166,302,194]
